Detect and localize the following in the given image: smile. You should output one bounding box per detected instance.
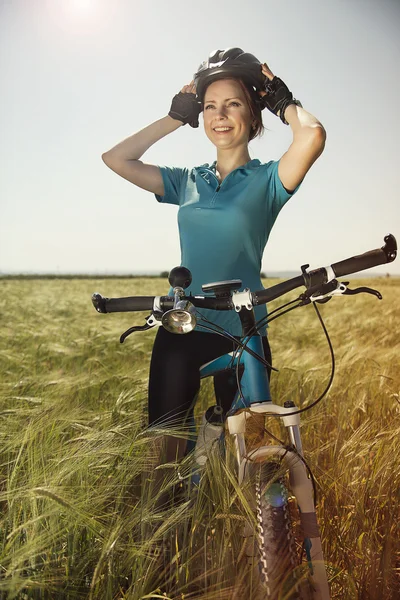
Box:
[213,127,233,133]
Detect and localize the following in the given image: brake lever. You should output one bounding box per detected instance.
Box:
[299,279,347,305]
[120,313,162,344]
[342,286,382,299]
[300,280,383,306]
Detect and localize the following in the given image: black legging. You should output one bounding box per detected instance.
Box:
[148,328,272,426]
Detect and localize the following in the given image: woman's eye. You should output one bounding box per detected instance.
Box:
[204,102,240,109]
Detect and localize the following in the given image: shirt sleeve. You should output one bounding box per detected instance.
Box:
[265,160,301,221]
[155,166,188,206]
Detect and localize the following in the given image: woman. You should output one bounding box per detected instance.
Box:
[102,48,326,462]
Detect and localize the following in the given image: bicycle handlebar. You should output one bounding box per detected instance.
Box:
[92,234,397,314]
[330,233,396,277]
[253,233,396,305]
[92,295,154,313]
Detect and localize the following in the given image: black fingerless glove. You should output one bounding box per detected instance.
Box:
[168,92,203,128]
[259,77,298,125]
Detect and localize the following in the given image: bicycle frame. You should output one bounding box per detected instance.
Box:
[199,326,330,599]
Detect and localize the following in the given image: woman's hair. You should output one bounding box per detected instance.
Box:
[234,78,265,141]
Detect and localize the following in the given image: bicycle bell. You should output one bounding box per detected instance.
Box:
[162,266,197,334]
[162,299,197,334]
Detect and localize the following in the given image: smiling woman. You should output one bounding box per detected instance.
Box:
[100,46,326,479]
[202,79,263,162]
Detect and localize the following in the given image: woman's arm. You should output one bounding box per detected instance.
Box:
[102,116,182,196]
[278,105,326,192]
[102,81,200,195]
[259,63,326,192]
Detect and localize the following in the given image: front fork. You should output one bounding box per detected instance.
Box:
[227,402,331,600]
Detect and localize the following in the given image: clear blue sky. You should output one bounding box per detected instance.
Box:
[1,0,399,275]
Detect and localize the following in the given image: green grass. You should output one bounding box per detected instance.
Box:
[0,276,399,599]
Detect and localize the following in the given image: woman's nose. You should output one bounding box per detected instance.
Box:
[214,106,227,118]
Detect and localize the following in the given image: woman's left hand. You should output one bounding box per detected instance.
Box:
[259,62,275,98]
[257,63,295,122]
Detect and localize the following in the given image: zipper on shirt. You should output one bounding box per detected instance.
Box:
[211,185,220,206]
[201,165,242,206]
[204,170,220,206]
[208,171,234,205]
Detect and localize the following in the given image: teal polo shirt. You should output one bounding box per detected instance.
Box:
[155,158,298,336]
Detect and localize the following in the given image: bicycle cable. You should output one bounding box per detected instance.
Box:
[195,311,274,371]
[221,300,302,401]
[196,295,336,418]
[195,317,248,400]
[234,302,304,401]
[233,298,305,397]
[246,298,304,338]
[196,317,276,409]
[276,301,336,418]
[255,301,336,419]
[242,302,335,417]
[232,297,302,370]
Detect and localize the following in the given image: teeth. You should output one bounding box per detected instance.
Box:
[214,127,232,131]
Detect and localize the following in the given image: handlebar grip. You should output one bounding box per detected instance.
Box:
[92,293,154,313]
[252,275,304,305]
[331,234,397,278]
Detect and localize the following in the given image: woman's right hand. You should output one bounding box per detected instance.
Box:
[180,80,197,94]
[168,80,202,128]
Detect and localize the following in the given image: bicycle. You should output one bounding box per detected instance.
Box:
[92,234,397,599]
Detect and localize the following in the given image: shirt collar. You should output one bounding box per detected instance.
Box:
[194,158,261,173]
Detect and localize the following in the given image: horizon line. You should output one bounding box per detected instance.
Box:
[0,270,398,279]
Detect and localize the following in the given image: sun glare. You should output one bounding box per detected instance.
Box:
[67,0,96,15]
[46,0,111,35]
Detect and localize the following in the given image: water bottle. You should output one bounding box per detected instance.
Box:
[194,405,224,467]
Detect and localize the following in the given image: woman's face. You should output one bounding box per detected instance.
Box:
[202,79,253,150]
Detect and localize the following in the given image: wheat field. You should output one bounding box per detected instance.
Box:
[0,276,399,599]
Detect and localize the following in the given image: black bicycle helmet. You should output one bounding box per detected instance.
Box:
[194,47,265,102]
